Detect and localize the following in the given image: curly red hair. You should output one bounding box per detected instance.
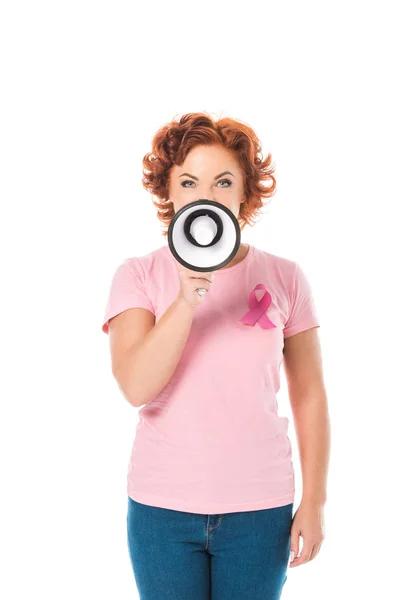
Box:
[142,112,277,237]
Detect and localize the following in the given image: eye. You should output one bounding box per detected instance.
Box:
[180,179,232,188]
[181,180,195,188]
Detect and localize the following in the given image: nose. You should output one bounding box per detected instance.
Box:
[198,192,217,203]
[196,183,218,201]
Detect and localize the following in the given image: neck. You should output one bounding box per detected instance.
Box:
[219,243,249,270]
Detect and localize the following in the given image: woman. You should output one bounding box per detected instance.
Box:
[102,112,330,599]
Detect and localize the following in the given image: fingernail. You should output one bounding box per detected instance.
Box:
[290,551,294,562]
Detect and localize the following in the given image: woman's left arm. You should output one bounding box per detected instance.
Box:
[283,326,331,567]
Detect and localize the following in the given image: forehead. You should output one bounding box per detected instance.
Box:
[172,144,239,174]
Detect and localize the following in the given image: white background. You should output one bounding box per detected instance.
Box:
[1,1,399,598]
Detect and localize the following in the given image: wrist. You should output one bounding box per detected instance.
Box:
[174,296,196,314]
[301,495,327,507]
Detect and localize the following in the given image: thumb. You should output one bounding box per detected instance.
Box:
[290,532,299,564]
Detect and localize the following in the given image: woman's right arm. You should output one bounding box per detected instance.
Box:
[109,267,214,407]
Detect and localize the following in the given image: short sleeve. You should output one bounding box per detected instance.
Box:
[101,258,155,334]
[283,261,320,338]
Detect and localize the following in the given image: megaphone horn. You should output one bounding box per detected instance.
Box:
[167,199,241,294]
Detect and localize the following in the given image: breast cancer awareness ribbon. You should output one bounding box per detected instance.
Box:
[238,284,276,329]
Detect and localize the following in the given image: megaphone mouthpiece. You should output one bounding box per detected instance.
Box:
[190,215,217,246]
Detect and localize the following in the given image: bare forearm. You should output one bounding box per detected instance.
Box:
[115,297,196,407]
[291,394,331,505]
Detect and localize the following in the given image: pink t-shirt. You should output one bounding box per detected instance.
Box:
[102,243,320,514]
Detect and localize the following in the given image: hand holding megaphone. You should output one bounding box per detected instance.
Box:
[176,266,215,308]
[168,199,241,302]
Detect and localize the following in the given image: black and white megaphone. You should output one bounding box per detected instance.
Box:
[167,199,241,296]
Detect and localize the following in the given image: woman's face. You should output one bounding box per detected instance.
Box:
[168,144,246,218]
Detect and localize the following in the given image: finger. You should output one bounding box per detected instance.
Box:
[289,535,300,565]
[191,275,213,284]
[289,542,314,567]
[309,543,322,561]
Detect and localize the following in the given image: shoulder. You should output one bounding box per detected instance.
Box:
[120,245,169,277]
[253,246,298,278]
[251,247,307,305]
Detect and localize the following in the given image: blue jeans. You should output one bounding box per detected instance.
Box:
[126,495,294,599]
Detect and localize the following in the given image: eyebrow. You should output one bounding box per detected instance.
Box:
[179,171,235,181]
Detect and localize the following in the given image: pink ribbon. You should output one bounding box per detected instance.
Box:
[238,284,276,329]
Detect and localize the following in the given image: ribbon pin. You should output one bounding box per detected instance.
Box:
[238,284,276,329]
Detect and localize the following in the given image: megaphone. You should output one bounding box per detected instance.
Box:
[167,199,241,296]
